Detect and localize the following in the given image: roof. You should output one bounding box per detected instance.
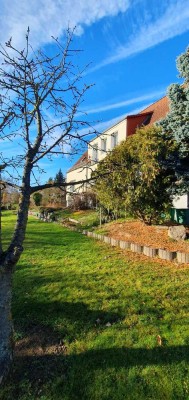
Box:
[139,95,169,125]
[126,112,153,137]
[67,95,170,173]
[67,150,89,173]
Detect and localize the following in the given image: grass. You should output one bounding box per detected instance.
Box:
[1,211,189,399]
[56,208,100,230]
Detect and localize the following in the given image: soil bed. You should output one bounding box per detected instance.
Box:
[101,220,189,253]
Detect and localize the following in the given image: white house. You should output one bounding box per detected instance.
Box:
[66,95,189,220]
[66,109,153,204]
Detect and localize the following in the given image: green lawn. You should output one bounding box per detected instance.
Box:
[1,212,189,400]
[57,208,100,230]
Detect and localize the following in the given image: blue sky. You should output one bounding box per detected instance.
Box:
[0,0,189,183]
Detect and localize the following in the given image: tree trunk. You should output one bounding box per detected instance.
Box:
[0,268,13,385]
[0,160,32,385]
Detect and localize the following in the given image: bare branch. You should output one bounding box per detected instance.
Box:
[30,176,94,193]
[0,28,98,267]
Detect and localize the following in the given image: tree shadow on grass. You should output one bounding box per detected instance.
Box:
[7,342,189,400]
[9,305,121,398]
[5,292,189,399]
[3,228,89,256]
[24,225,88,248]
[14,299,121,340]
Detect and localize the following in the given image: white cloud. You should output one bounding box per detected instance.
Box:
[89,106,142,135]
[81,88,165,115]
[90,0,189,72]
[76,101,153,141]
[0,0,130,50]
[1,0,188,72]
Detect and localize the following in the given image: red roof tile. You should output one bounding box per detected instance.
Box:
[139,95,169,125]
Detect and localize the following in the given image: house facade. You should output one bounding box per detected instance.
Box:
[66,95,188,214]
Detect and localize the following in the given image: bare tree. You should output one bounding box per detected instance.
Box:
[0,28,96,383]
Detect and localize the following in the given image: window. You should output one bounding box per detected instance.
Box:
[111,132,118,148]
[101,138,107,154]
[92,144,98,162]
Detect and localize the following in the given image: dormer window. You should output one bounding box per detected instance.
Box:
[111,132,118,148]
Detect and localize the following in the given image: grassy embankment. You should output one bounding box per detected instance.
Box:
[59,209,100,230]
[1,211,189,400]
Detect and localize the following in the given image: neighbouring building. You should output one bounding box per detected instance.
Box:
[66,95,189,221]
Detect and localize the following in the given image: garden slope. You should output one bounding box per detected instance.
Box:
[100,220,189,253]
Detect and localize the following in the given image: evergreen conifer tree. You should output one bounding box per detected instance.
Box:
[54,169,65,185]
[159,48,189,193]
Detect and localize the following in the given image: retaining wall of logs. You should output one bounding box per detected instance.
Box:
[82,230,189,264]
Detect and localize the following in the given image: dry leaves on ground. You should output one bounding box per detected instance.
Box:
[104,220,189,254]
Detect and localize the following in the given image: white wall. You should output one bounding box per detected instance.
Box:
[66,165,89,205]
[66,118,127,205]
[172,194,188,209]
[66,115,189,211]
[88,118,127,163]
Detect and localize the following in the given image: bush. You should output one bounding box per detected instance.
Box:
[70,191,96,210]
[94,125,177,225]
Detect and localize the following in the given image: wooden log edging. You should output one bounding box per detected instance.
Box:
[83,231,189,264]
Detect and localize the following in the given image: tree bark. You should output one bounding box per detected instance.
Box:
[0,161,32,385]
[0,268,13,385]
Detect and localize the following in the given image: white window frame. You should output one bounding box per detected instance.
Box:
[101,138,107,154]
[111,131,118,149]
[92,144,98,163]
